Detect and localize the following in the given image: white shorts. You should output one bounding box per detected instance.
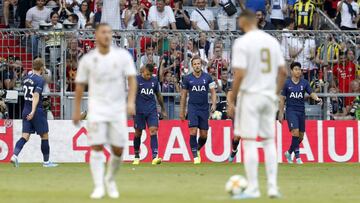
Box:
[87,119,128,147]
[234,93,277,139]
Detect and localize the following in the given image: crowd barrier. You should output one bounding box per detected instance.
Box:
[0,120,359,163]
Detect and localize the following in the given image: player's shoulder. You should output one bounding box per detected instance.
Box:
[300,78,310,85]
[151,76,159,82]
[111,46,131,56]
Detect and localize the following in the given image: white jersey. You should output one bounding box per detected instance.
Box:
[76,46,137,122]
[231,29,285,100]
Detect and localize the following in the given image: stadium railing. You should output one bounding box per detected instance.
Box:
[1,29,360,120]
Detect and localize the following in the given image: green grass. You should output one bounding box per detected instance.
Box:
[0,163,359,203]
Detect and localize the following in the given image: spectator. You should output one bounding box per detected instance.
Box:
[186,39,208,71]
[256,10,276,30]
[324,0,338,19]
[316,33,340,67]
[2,0,18,28]
[25,0,51,28]
[173,0,191,29]
[66,39,83,62]
[140,43,161,73]
[66,60,77,91]
[281,18,295,63]
[148,0,177,29]
[159,71,180,119]
[214,0,237,31]
[198,32,211,58]
[293,0,316,30]
[64,13,79,24]
[65,0,81,13]
[93,0,102,26]
[268,0,287,30]
[122,0,146,29]
[287,0,297,17]
[207,44,229,79]
[328,87,346,119]
[16,0,36,28]
[75,0,94,29]
[160,38,182,78]
[101,0,122,30]
[333,51,356,98]
[240,0,267,13]
[57,0,73,23]
[190,0,215,30]
[337,0,359,30]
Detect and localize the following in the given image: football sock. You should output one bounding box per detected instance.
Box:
[299,136,303,144]
[150,134,159,159]
[243,140,259,191]
[134,136,141,158]
[90,150,105,189]
[41,140,50,162]
[197,136,207,151]
[190,135,198,158]
[231,138,240,157]
[14,137,27,156]
[106,154,121,182]
[294,138,300,159]
[263,139,278,190]
[288,136,298,154]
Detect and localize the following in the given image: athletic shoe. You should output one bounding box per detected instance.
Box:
[90,187,105,199]
[232,189,260,200]
[284,151,293,164]
[105,179,119,199]
[43,161,58,168]
[152,157,162,165]
[228,155,235,163]
[194,151,201,164]
[10,155,19,168]
[296,158,303,164]
[132,158,140,165]
[268,187,281,198]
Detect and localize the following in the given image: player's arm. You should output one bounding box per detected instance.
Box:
[210,83,217,113]
[180,89,188,120]
[306,81,322,104]
[73,83,85,125]
[26,92,40,121]
[127,75,137,116]
[278,95,286,123]
[156,91,167,119]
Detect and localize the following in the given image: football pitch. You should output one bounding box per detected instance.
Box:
[0,163,359,203]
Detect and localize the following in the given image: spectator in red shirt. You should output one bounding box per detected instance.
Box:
[333,51,356,105]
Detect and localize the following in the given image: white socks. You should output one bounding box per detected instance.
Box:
[106,154,122,182]
[243,140,259,191]
[263,139,278,190]
[90,150,106,189]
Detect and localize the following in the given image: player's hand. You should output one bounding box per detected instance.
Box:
[161,110,168,120]
[72,112,81,126]
[26,111,35,121]
[127,103,136,116]
[316,98,323,105]
[227,103,235,119]
[179,111,185,121]
[278,113,284,123]
[211,104,216,113]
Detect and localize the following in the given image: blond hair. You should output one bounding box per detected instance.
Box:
[32,58,44,71]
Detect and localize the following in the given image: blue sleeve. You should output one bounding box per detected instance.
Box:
[34,78,44,94]
[182,76,189,90]
[281,81,287,97]
[208,74,214,83]
[305,80,312,95]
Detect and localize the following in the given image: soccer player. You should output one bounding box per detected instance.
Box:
[133,64,167,165]
[10,58,58,168]
[73,23,137,199]
[180,55,217,164]
[228,10,288,199]
[278,62,322,164]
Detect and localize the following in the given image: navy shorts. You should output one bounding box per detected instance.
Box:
[286,111,305,132]
[188,109,209,130]
[22,109,49,135]
[134,111,159,130]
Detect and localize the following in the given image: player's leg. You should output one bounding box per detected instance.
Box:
[133,113,145,165]
[11,133,30,167]
[88,122,107,199]
[229,135,241,162]
[197,111,209,152]
[39,133,58,167]
[188,110,200,163]
[295,113,306,164]
[147,111,162,165]
[259,99,280,198]
[284,111,300,163]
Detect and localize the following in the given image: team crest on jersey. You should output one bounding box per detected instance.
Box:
[203,79,206,84]
[300,85,303,91]
[152,82,154,87]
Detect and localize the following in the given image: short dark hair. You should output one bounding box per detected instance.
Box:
[145,43,153,50]
[145,63,155,73]
[69,14,79,22]
[50,11,59,19]
[95,23,111,30]
[191,55,202,65]
[240,10,257,21]
[284,18,294,27]
[290,62,302,70]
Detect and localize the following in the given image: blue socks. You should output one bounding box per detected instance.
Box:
[150,134,158,159]
[41,140,50,162]
[288,136,300,158]
[190,135,198,158]
[134,136,141,158]
[14,137,27,156]
[197,136,207,151]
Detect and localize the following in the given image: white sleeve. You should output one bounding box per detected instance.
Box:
[75,55,89,84]
[168,7,176,23]
[231,39,247,70]
[208,10,215,21]
[190,11,196,22]
[123,51,137,76]
[148,6,156,23]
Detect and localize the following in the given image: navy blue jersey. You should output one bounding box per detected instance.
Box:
[22,73,45,113]
[281,78,312,112]
[182,72,214,111]
[136,75,159,113]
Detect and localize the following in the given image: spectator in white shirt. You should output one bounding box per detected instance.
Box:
[190,0,215,30]
[337,0,359,30]
[122,0,146,29]
[76,0,94,29]
[268,0,287,30]
[148,0,177,30]
[25,0,51,29]
[214,0,237,31]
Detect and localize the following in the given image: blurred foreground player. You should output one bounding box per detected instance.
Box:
[180,56,217,164]
[278,62,322,164]
[133,64,167,165]
[228,10,288,199]
[11,58,58,168]
[73,23,137,199]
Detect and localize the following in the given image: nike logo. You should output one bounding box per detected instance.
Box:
[139,83,144,85]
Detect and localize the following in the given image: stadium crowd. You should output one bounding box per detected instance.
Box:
[1,0,360,120]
